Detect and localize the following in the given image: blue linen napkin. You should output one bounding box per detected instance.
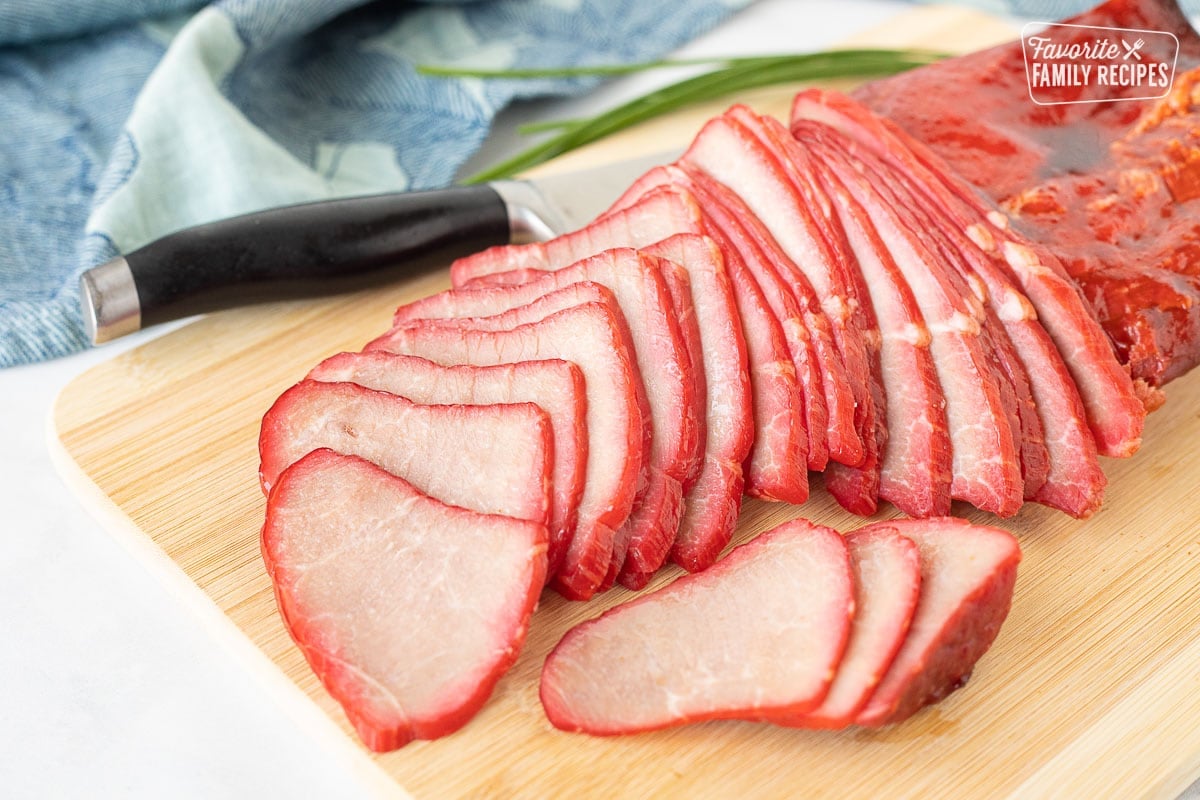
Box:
[0,0,749,366]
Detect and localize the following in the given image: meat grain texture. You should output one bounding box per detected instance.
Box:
[261,450,547,751]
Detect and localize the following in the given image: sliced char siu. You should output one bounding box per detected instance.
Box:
[799,151,953,517]
[639,233,752,578]
[790,88,1145,459]
[596,175,815,489]
[679,108,884,471]
[807,124,1105,517]
[857,172,1050,503]
[611,163,852,474]
[451,185,809,506]
[367,300,643,602]
[391,248,699,589]
[306,351,588,575]
[262,449,547,752]
[382,282,651,591]
[459,250,711,502]
[855,517,1021,727]
[539,518,853,735]
[678,107,888,515]
[808,130,1025,517]
[778,525,920,728]
[259,380,551,527]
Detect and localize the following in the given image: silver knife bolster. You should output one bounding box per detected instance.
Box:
[490,180,569,244]
[80,257,142,345]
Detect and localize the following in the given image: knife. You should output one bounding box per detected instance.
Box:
[79,149,674,344]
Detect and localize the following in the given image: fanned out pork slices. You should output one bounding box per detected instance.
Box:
[640,233,752,578]
[675,164,862,469]
[457,245,710,506]
[796,118,1051,503]
[383,282,651,592]
[776,525,920,729]
[262,449,547,752]
[612,163,850,473]
[678,106,886,514]
[306,351,588,575]
[680,107,882,469]
[801,150,953,517]
[790,88,1145,459]
[392,248,699,589]
[809,128,1105,516]
[455,198,757,579]
[451,184,809,506]
[367,300,643,602]
[854,517,1021,727]
[540,518,853,735]
[807,130,1025,517]
[259,379,551,527]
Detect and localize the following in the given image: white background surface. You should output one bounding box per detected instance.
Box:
[4,1,1197,798]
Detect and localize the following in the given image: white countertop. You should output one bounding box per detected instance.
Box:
[6,1,1197,797]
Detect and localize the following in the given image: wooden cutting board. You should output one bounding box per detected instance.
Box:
[49,6,1200,799]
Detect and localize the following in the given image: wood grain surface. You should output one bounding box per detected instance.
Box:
[49,7,1200,799]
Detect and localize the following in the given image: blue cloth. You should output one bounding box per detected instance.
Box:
[0,0,749,366]
[922,0,1199,18]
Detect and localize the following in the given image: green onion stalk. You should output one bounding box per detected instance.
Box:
[418,49,946,183]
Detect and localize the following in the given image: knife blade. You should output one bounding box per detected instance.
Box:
[79,148,677,344]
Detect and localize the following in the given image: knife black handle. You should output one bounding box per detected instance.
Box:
[80,184,512,343]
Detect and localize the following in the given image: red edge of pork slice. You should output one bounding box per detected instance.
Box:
[854,516,1021,727]
[262,449,548,752]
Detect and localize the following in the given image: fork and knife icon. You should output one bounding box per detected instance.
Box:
[1122,37,1146,60]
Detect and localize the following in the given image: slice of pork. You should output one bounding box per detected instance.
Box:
[640,233,752,578]
[259,379,551,526]
[262,449,547,751]
[306,351,587,574]
[779,525,920,728]
[539,518,853,735]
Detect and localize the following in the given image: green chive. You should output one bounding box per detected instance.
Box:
[418,49,947,182]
